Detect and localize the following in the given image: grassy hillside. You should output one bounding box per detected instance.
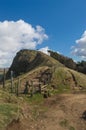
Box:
[0,49,86,130]
[51,66,86,92]
[5,49,86,93]
[6,49,62,78]
[0,90,20,130]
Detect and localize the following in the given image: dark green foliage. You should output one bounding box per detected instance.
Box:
[6,49,58,78]
[60,119,68,127]
[48,50,76,70]
[6,49,86,81]
[77,61,86,74]
[49,50,86,74]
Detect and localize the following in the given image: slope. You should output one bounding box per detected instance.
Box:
[6,49,62,78]
[0,49,86,130]
[5,49,86,94]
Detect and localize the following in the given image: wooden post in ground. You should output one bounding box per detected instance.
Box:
[39,82,41,93]
[23,81,29,95]
[11,70,13,93]
[16,78,20,96]
[3,68,6,89]
[15,82,17,94]
[31,81,34,97]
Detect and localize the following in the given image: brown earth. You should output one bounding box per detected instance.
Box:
[7,93,86,130]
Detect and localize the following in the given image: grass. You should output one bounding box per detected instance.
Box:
[70,69,86,88]
[60,119,75,130]
[69,126,75,130]
[0,90,21,129]
[51,66,86,92]
[60,119,68,127]
[50,85,71,95]
[51,67,72,88]
[23,93,44,105]
[22,93,49,120]
[0,103,18,128]
[0,90,18,103]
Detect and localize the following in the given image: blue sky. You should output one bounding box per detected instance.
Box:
[0,0,86,67]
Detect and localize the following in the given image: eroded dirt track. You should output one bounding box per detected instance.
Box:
[7,94,86,130]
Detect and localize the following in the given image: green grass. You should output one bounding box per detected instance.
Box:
[60,119,75,130]
[0,103,18,129]
[0,90,21,129]
[69,126,75,130]
[0,90,18,103]
[70,69,86,88]
[23,93,48,120]
[52,89,70,95]
[23,93,44,105]
[51,66,86,93]
[51,67,72,87]
[60,119,68,127]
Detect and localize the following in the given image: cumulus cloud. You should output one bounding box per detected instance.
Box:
[71,31,86,60]
[0,19,48,67]
[39,46,50,55]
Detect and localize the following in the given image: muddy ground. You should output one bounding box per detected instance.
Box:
[7,94,86,130]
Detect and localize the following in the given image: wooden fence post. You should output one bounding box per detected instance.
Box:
[31,81,34,97]
[11,70,13,93]
[3,68,6,89]
[16,78,20,96]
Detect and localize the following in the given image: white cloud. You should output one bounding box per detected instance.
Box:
[39,46,50,55]
[0,19,48,67]
[71,30,86,60]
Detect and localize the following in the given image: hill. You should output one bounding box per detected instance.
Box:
[48,50,86,74]
[6,49,62,78]
[6,49,86,93]
[0,49,86,130]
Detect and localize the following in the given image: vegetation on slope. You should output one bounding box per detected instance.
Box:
[4,49,86,94]
[49,50,86,74]
[6,49,62,78]
[0,49,86,130]
[0,90,21,129]
[51,66,86,92]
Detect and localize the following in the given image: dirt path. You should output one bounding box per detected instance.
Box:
[7,94,86,130]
